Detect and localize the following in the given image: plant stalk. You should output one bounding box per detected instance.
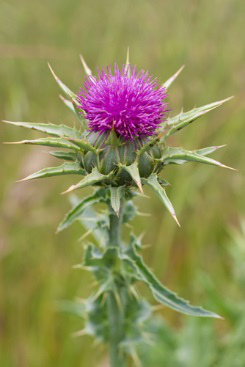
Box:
[107,202,126,367]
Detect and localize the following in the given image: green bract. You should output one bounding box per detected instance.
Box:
[3,54,233,366]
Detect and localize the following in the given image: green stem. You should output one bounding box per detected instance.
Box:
[107,202,126,367]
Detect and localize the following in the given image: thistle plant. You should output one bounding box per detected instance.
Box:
[3,52,234,367]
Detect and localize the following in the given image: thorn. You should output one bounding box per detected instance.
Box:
[48,62,59,81]
[170,65,185,81]
[61,185,75,195]
[72,329,87,338]
[142,244,151,249]
[130,286,140,300]
[220,96,234,104]
[80,54,92,76]
[59,94,67,102]
[78,229,93,241]
[126,47,130,66]
[114,291,122,311]
[137,211,151,217]
[151,304,165,312]
[163,65,185,89]
[138,231,146,242]
[173,213,181,227]
[136,179,143,194]
[219,163,237,171]
[216,144,227,149]
[72,264,87,270]
[135,192,150,199]
[16,177,30,183]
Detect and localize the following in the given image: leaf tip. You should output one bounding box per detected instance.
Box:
[79,54,92,76]
[173,213,181,227]
[48,62,59,81]
[61,185,75,195]
[220,163,237,171]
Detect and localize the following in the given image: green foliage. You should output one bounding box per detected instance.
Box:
[123,239,219,318]
[160,146,233,169]
[63,168,109,193]
[165,97,233,139]
[142,174,180,226]
[5,137,80,150]
[1,1,244,366]
[58,188,107,232]
[3,120,81,139]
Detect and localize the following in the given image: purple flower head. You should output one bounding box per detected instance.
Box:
[78,64,168,140]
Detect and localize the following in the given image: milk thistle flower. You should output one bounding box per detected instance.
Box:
[3,52,234,367]
[78,64,168,140]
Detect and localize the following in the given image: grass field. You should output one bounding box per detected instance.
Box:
[0,0,245,366]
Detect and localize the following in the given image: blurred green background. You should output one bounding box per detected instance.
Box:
[0,0,245,366]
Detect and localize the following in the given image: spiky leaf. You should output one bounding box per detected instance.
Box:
[165,97,233,139]
[48,63,78,102]
[160,147,233,169]
[2,120,80,139]
[110,187,124,216]
[49,150,77,161]
[59,95,86,127]
[124,244,220,318]
[65,137,97,153]
[195,145,226,156]
[18,162,85,182]
[58,189,106,232]
[120,162,143,193]
[142,174,180,226]
[63,168,108,194]
[162,65,185,90]
[5,137,80,151]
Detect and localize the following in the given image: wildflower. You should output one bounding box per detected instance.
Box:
[78,64,167,140]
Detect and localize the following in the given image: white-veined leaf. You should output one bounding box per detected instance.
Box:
[160,147,234,170]
[2,120,81,139]
[58,190,106,232]
[120,162,143,193]
[49,150,77,161]
[18,162,85,182]
[165,97,233,139]
[142,174,180,226]
[63,168,108,194]
[124,245,221,318]
[4,137,80,151]
[110,187,124,216]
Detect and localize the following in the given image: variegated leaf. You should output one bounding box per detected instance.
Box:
[165,97,233,139]
[2,120,81,139]
[110,187,124,216]
[18,162,85,181]
[58,190,106,232]
[49,150,77,161]
[142,174,180,226]
[4,137,80,151]
[160,147,234,169]
[124,244,221,318]
[120,162,143,193]
[63,168,108,194]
